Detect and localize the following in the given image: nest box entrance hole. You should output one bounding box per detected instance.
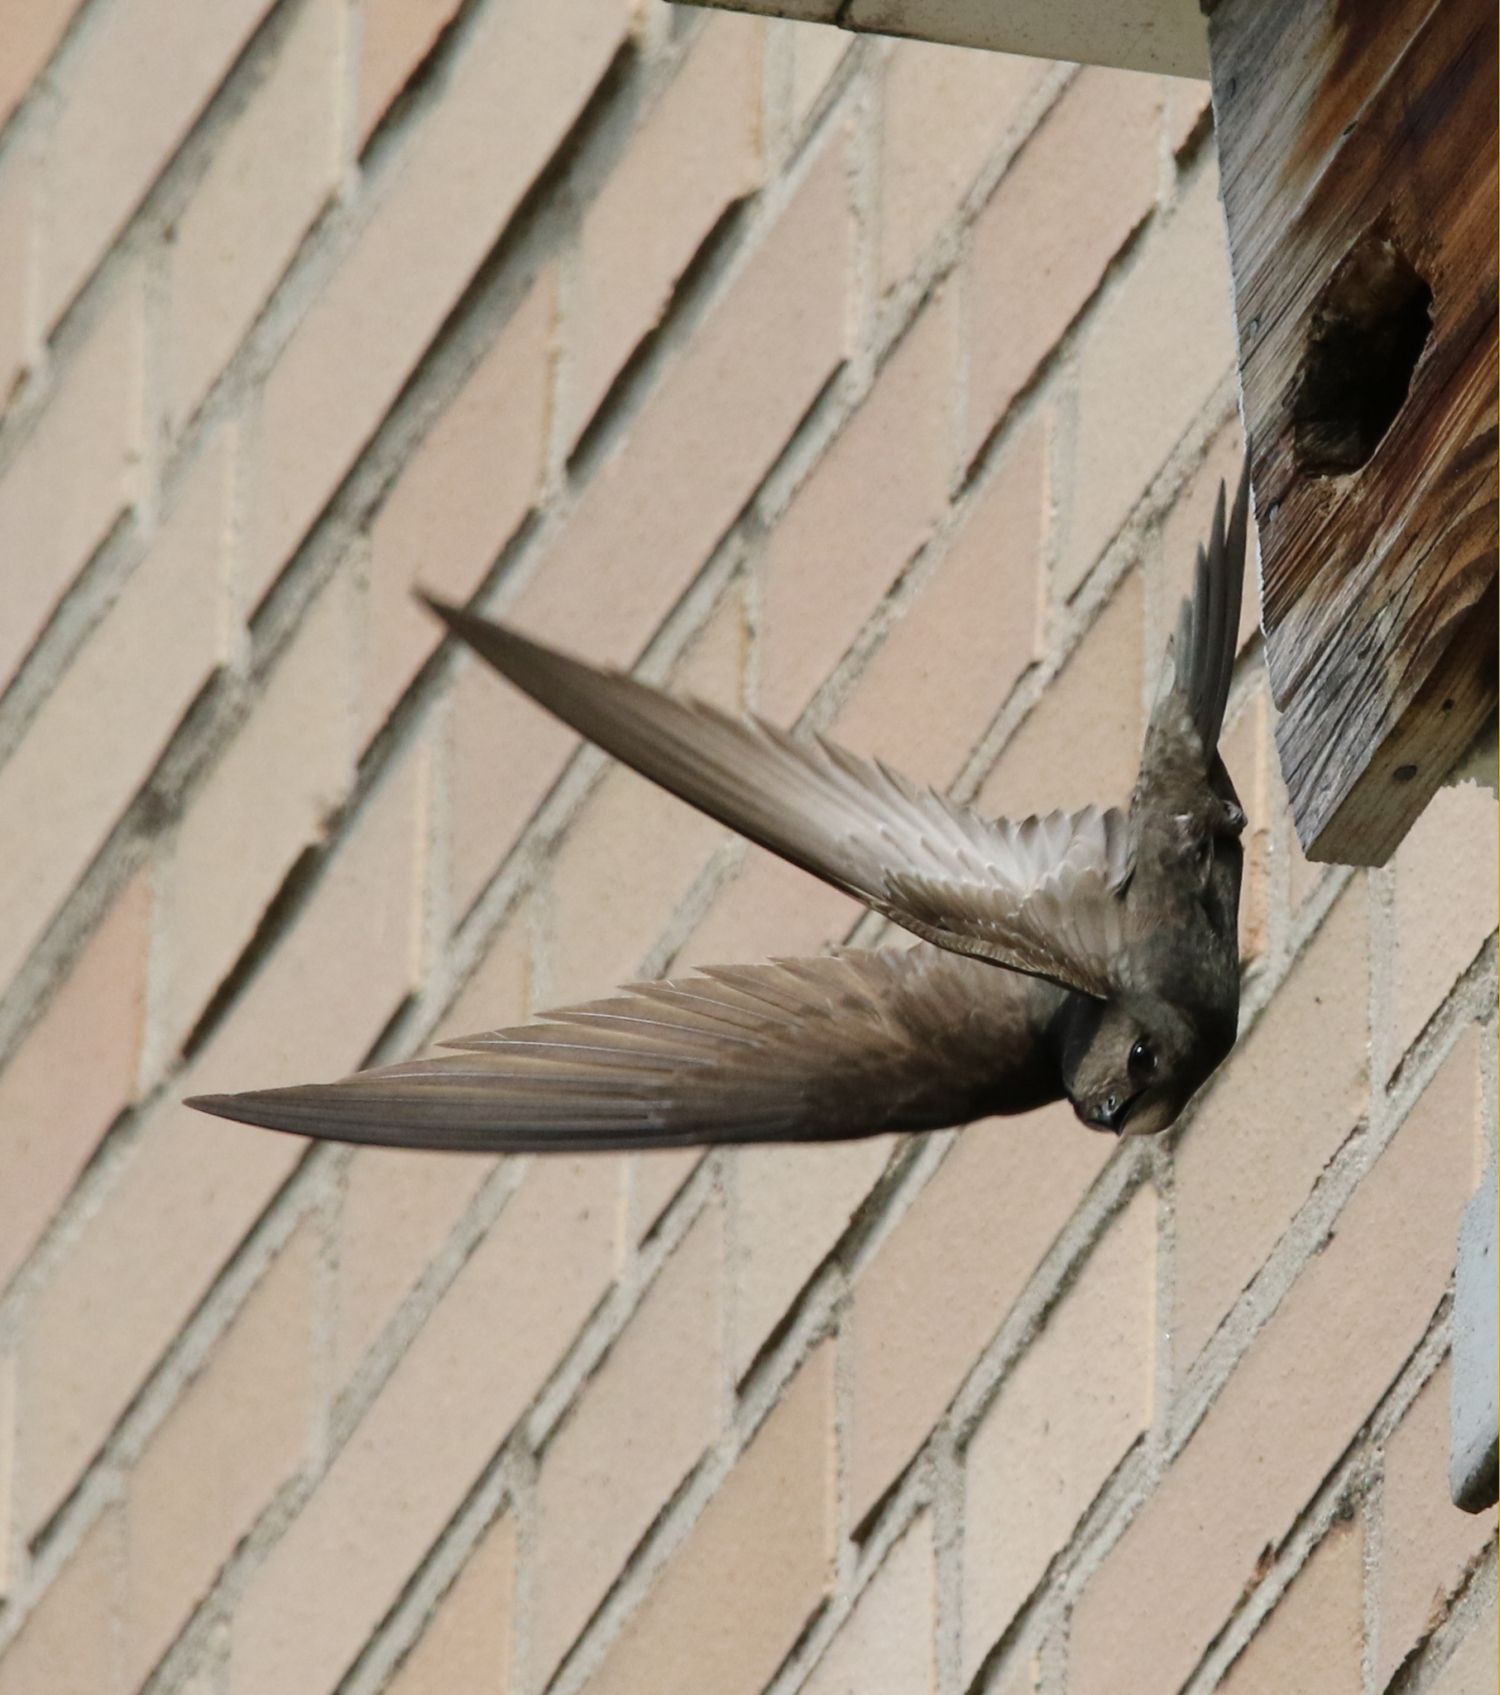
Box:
[1291,232,1434,476]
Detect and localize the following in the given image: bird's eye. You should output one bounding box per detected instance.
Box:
[1128,1037,1157,1081]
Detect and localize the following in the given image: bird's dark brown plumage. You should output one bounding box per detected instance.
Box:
[189,460,1252,1150]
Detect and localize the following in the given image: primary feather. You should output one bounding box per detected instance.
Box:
[189,947,1067,1152]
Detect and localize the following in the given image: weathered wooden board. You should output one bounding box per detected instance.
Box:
[1208,0,1498,864]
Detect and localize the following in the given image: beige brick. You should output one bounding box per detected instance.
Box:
[363,270,555,747]
[0,1355,11,1596]
[168,0,343,428]
[787,19,850,129]
[189,741,428,1096]
[0,0,84,131]
[384,1512,516,1695]
[963,1185,1155,1678]
[165,567,355,1044]
[15,751,424,1539]
[229,1155,616,1695]
[1165,77,1212,157]
[520,592,742,951]
[249,0,628,602]
[674,581,750,709]
[1244,690,1314,919]
[848,1105,1113,1527]
[435,908,533,1043]
[1217,682,1274,963]
[356,0,463,148]
[1284,759,1324,913]
[0,1507,124,1695]
[42,0,275,325]
[879,37,1047,295]
[461,532,743,959]
[441,357,751,925]
[0,428,228,995]
[1069,1031,1482,1695]
[434,133,850,851]
[124,1223,317,1687]
[1391,782,1498,1069]
[1154,418,1258,667]
[569,12,764,442]
[583,1341,835,1695]
[334,910,527,1383]
[548,765,728,1003]
[964,68,1160,464]
[1217,1519,1365,1695]
[833,413,1045,786]
[572,593,749,996]
[0,271,144,690]
[675,851,861,971]
[535,1206,722,1677]
[442,653,576,920]
[989,1654,1041,1695]
[335,1150,492,1386]
[0,146,37,401]
[1172,881,1371,1369]
[13,1095,299,1545]
[0,871,150,1294]
[980,570,1144,819]
[731,1138,894,1379]
[545,620,738,983]
[759,286,955,717]
[803,1512,937,1695]
[515,131,851,668]
[1375,1359,1498,1686]
[1431,1603,1500,1695]
[1062,162,1236,595]
[628,1149,702,1244]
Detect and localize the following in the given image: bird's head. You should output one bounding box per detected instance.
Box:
[1058,994,1231,1137]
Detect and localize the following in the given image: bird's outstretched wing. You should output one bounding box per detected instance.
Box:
[425,600,1135,999]
[187,947,1067,1152]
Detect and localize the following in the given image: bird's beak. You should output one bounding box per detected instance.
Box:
[1086,1095,1136,1135]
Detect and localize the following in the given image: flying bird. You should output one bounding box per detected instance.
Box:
[189,462,1251,1151]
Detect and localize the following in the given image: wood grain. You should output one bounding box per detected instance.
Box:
[1209,0,1497,864]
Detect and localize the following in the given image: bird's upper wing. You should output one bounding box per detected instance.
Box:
[426,601,1135,999]
[1135,460,1252,807]
[1177,459,1251,759]
[187,947,1067,1152]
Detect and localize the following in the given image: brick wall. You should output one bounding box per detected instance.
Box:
[0,4,1494,1693]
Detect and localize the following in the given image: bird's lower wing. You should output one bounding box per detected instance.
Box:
[187,947,1066,1153]
[425,600,1132,1000]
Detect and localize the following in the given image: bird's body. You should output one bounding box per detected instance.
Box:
[190,462,1252,1152]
